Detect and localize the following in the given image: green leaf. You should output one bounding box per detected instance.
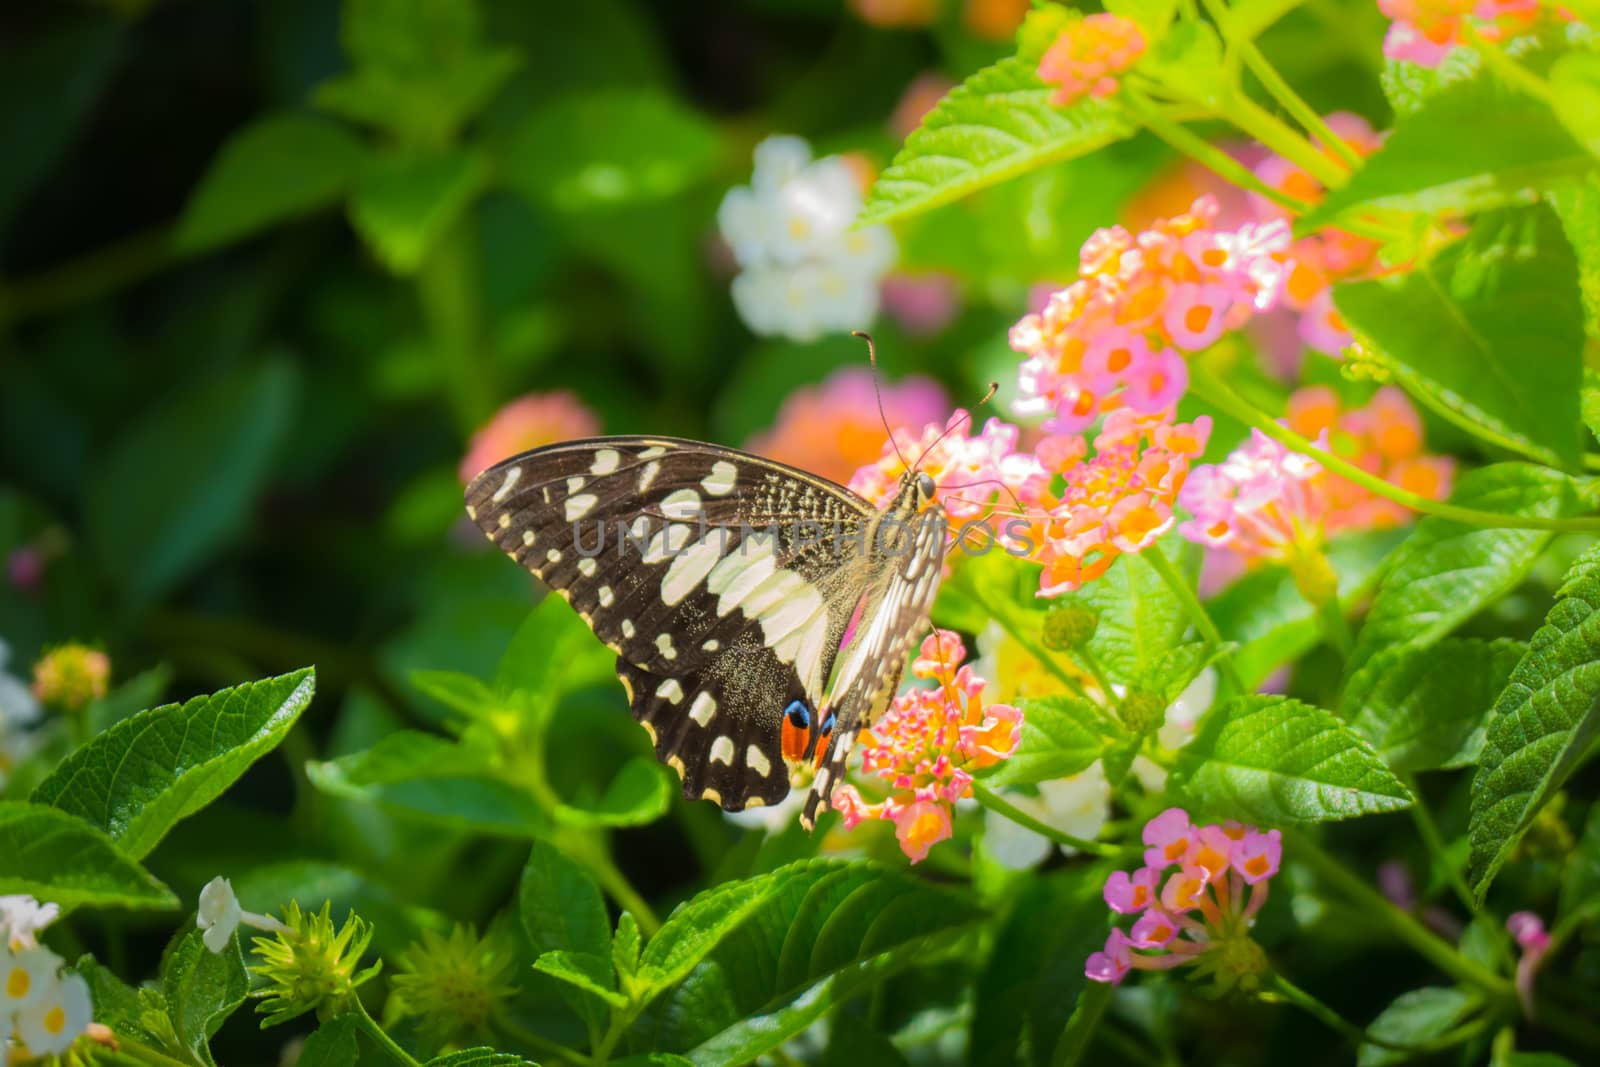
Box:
[1380,51,1483,118]
[534,950,628,1008]
[634,859,984,1050]
[307,730,549,837]
[0,802,175,910]
[1051,537,1194,687]
[348,149,490,273]
[1550,51,1600,159]
[1140,642,1227,705]
[1310,76,1588,222]
[555,757,673,829]
[496,595,616,699]
[859,57,1135,226]
[972,873,1109,1067]
[1173,696,1414,824]
[174,113,366,252]
[1357,987,1479,1067]
[1049,979,1113,1067]
[425,1051,538,1067]
[506,89,721,212]
[520,840,611,958]
[84,359,298,606]
[295,1016,360,1067]
[612,912,641,980]
[1335,207,1585,468]
[1470,544,1600,900]
[34,669,315,860]
[984,695,1111,788]
[74,955,163,1046]
[162,929,250,1067]
[1213,529,1404,689]
[1560,802,1600,922]
[1347,638,1525,773]
[1342,463,1588,706]
[409,669,497,719]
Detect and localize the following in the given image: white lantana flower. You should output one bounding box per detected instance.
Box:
[197,877,244,954]
[0,639,40,728]
[983,762,1111,871]
[13,970,92,1056]
[195,875,288,954]
[1,946,57,1013]
[1132,667,1217,793]
[718,135,897,342]
[0,895,60,951]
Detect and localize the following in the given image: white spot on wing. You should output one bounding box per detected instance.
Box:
[547,548,562,563]
[656,632,677,660]
[638,460,662,492]
[642,523,693,564]
[690,691,717,726]
[567,477,586,494]
[702,461,738,497]
[578,557,597,577]
[492,467,521,502]
[622,619,635,638]
[661,488,701,521]
[747,745,771,777]
[702,639,720,652]
[566,494,598,521]
[591,449,621,475]
[655,678,684,705]
[639,445,667,459]
[661,535,722,606]
[598,586,614,607]
[522,530,536,546]
[709,734,735,765]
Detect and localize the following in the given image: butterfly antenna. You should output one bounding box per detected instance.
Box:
[911,380,1001,472]
[853,330,912,472]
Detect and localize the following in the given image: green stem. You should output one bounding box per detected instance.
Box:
[1119,89,1316,217]
[1190,363,1600,532]
[1231,33,1365,170]
[1288,831,1513,996]
[1143,542,1248,694]
[1266,973,1493,1053]
[493,1009,597,1067]
[1225,89,1348,190]
[1316,595,1354,660]
[564,834,662,937]
[350,998,423,1067]
[417,219,495,437]
[114,1036,204,1067]
[1401,775,1481,918]
[971,780,1118,856]
[0,227,174,327]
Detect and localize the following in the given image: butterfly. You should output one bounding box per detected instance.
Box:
[464,435,947,829]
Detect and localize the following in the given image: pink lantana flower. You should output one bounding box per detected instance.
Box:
[1086,808,1281,992]
[832,631,1023,864]
[1036,14,1147,107]
[1179,385,1453,597]
[1507,911,1552,1017]
[747,367,948,485]
[459,392,600,484]
[1377,0,1558,68]
[1010,197,1289,431]
[849,410,1040,527]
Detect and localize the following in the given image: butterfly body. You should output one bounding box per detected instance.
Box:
[465,435,946,828]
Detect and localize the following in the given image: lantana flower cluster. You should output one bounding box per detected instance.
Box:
[1378,0,1561,67]
[849,409,1040,527]
[718,135,897,342]
[832,631,1022,863]
[1249,113,1389,356]
[1,895,94,1059]
[1087,809,1282,991]
[1010,196,1290,433]
[1036,14,1147,106]
[1179,385,1453,594]
[459,391,600,484]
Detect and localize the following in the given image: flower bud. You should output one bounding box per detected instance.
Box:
[31,645,110,715]
[1289,548,1339,608]
[1118,690,1166,735]
[1043,606,1098,651]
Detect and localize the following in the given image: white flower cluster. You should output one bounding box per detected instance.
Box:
[0,640,41,793]
[718,135,897,343]
[195,875,285,955]
[1,895,92,1058]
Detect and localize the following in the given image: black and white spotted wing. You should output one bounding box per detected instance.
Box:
[464,435,947,819]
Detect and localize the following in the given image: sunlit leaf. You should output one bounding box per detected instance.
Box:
[0,802,175,910]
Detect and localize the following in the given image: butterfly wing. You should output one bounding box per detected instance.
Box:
[465,436,879,811]
[801,506,948,830]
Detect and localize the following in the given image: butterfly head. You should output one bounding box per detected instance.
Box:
[890,469,940,516]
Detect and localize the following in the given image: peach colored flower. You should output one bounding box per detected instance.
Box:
[1037,14,1147,106]
[747,368,948,485]
[459,391,600,483]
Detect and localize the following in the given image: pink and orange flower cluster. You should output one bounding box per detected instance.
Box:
[1036,14,1147,107]
[1088,808,1281,990]
[1378,0,1561,67]
[832,631,1022,863]
[1010,196,1290,433]
[1180,385,1453,587]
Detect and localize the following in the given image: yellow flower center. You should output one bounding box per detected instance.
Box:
[6,966,29,998]
[44,1004,66,1035]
